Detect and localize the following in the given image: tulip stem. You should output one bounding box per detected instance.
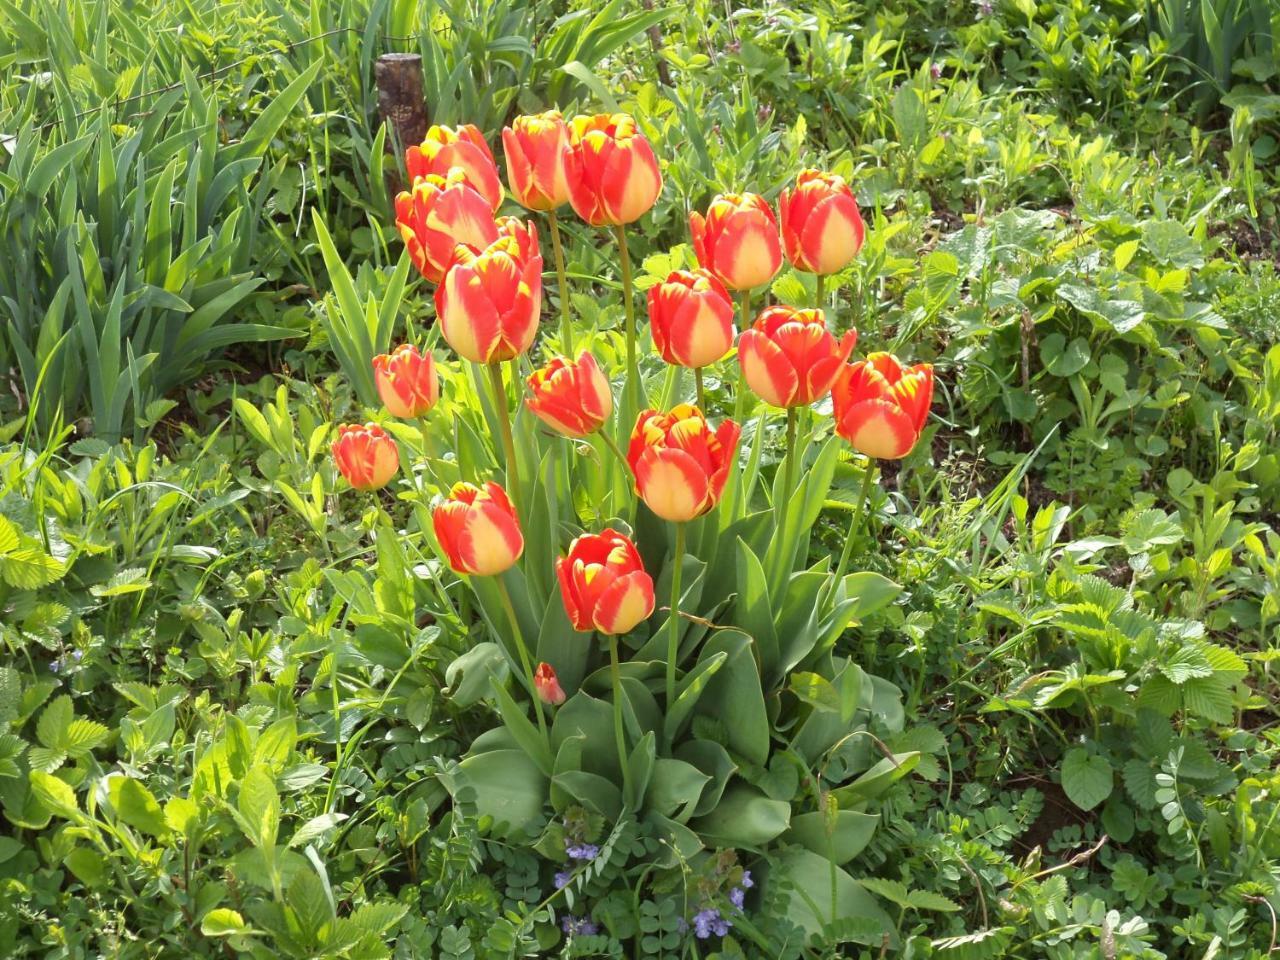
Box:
[694,367,706,409]
[733,289,752,420]
[835,458,876,583]
[816,273,826,313]
[599,429,630,472]
[548,209,573,354]
[783,406,798,503]
[613,224,639,408]
[494,574,550,751]
[486,362,523,510]
[608,634,633,806]
[665,522,686,730]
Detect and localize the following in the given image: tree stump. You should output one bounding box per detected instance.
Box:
[375,53,428,196]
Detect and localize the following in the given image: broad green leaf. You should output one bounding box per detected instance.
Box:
[1061,747,1113,811]
[109,776,169,837]
[237,765,280,850]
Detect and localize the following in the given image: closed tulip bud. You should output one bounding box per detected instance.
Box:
[373,344,440,419]
[689,193,782,291]
[406,124,504,213]
[557,529,656,635]
[434,226,543,363]
[395,169,499,284]
[628,405,741,522]
[779,169,866,275]
[526,351,613,437]
[534,662,566,705]
[502,111,573,211]
[565,113,663,226]
[832,353,934,460]
[432,481,524,576]
[647,269,736,369]
[738,306,857,408]
[332,423,399,491]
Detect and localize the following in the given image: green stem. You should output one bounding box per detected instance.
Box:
[732,289,751,422]
[835,459,876,582]
[609,634,633,805]
[599,428,631,472]
[783,406,798,504]
[665,522,686,732]
[613,224,639,408]
[694,366,705,409]
[815,272,826,313]
[495,575,550,750]
[548,209,573,354]
[486,362,522,508]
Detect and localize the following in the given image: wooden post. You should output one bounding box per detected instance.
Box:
[375,53,428,184]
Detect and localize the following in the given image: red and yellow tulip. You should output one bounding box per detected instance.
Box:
[557,529,656,635]
[832,353,934,460]
[647,269,736,369]
[395,170,498,284]
[406,124,503,213]
[627,405,741,522]
[779,170,865,275]
[525,351,613,438]
[372,344,440,419]
[689,193,783,291]
[502,111,573,212]
[738,306,857,408]
[332,423,399,491]
[434,224,542,363]
[432,481,525,576]
[565,113,663,226]
[533,662,566,705]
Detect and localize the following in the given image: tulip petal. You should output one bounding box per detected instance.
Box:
[840,399,919,460]
[739,329,799,407]
[635,447,711,522]
[593,570,655,635]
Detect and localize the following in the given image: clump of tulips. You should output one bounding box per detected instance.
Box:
[326,109,935,936]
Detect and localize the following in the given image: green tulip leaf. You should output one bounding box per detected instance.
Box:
[449,749,548,839]
[689,783,790,848]
[787,810,880,863]
[647,758,711,822]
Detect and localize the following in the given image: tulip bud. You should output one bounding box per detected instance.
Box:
[395,169,499,284]
[647,269,736,369]
[332,423,399,491]
[432,481,524,576]
[565,113,663,226]
[627,405,741,522]
[502,111,573,211]
[689,193,782,291]
[534,662,566,705]
[832,353,934,460]
[738,306,857,408]
[373,344,440,419]
[406,124,504,213]
[779,169,865,275]
[434,224,543,363]
[557,529,656,635]
[526,351,613,437]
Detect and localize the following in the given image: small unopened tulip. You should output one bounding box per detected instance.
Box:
[432,481,524,576]
[502,111,573,211]
[395,169,499,284]
[434,225,542,363]
[332,423,399,491]
[647,269,736,369]
[373,344,440,418]
[534,662,566,705]
[627,405,741,522]
[738,306,856,408]
[832,353,934,460]
[689,193,782,291]
[406,124,504,213]
[557,529,655,635]
[779,169,865,275]
[565,113,663,226]
[526,351,613,437]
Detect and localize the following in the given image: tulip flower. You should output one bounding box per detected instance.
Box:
[565,113,663,226]
[737,306,857,408]
[502,111,573,212]
[832,353,934,460]
[373,344,440,419]
[434,226,542,363]
[395,169,499,283]
[406,124,503,213]
[432,481,524,576]
[627,405,741,523]
[647,269,736,370]
[779,170,866,275]
[332,423,399,491]
[534,663,566,706]
[689,193,783,292]
[557,529,656,635]
[526,351,613,438]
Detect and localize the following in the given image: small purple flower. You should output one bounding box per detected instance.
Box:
[711,914,732,936]
[561,915,598,936]
[693,909,717,939]
[977,0,993,14]
[565,842,599,861]
[49,660,60,673]
[555,871,572,889]
[740,870,754,889]
[729,886,745,909]
[930,63,942,80]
